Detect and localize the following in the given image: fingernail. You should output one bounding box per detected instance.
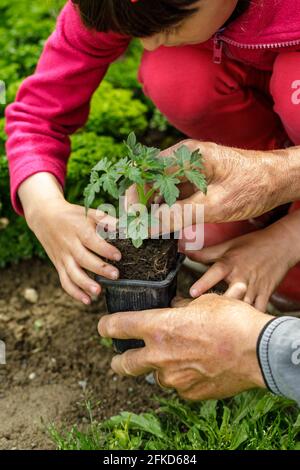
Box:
[190,288,198,298]
[113,253,122,261]
[82,297,91,305]
[90,285,100,295]
[111,270,119,280]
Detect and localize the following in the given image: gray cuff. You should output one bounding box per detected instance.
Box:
[258,316,300,405]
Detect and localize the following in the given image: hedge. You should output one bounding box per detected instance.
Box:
[0,0,175,266]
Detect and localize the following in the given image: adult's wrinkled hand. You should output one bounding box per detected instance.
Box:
[127,139,291,231]
[99,294,272,401]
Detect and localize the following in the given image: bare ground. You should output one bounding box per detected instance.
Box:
[0,259,195,450]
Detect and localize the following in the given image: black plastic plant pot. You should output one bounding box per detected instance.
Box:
[96,254,185,354]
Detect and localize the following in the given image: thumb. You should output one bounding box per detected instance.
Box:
[150,198,206,236]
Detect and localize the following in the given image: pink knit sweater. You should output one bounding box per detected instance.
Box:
[5,0,300,214]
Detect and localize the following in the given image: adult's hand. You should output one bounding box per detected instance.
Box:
[182,210,300,312]
[99,294,273,401]
[127,140,296,232]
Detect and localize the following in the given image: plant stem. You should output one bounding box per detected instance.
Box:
[144,187,156,205]
[137,184,147,206]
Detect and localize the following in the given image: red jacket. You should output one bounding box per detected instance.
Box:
[5,0,300,214]
[215,0,300,69]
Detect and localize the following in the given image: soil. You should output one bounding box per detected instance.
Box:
[107,238,178,281]
[0,258,196,450]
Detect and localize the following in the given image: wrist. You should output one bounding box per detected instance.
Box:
[18,172,66,229]
[268,146,300,205]
[268,211,300,266]
[257,316,300,403]
[239,312,276,389]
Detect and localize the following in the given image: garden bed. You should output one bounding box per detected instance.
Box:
[0,258,195,450]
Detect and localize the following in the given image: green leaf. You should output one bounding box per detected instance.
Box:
[228,421,249,450]
[104,412,164,439]
[115,157,129,174]
[132,237,143,248]
[190,149,204,168]
[83,183,96,212]
[127,214,148,242]
[127,166,144,185]
[174,145,192,167]
[185,169,207,194]
[294,414,300,429]
[118,177,132,196]
[92,157,110,173]
[154,174,180,207]
[126,132,137,150]
[100,173,119,199]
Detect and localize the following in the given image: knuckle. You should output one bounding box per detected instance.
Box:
[159,372,176,389]
[122,353,136,376]
[216,260,229,274]
[98,315,111,337]
[97,260,107,270]
[81,230,92,245]
[74,251,85,266]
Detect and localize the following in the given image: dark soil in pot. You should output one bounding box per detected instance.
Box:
[106,238,179,281]
[99,237,182,354]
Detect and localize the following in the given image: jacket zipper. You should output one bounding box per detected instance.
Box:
[213,34,300,64]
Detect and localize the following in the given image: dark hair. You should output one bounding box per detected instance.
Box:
[72,0,200,38]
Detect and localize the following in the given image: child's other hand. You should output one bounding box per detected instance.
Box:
[181,221,300,312]
[28,199,121,305]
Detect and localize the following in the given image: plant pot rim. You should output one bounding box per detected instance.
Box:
[96,254,185,288]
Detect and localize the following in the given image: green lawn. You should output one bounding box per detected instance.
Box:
[50,391,300,450]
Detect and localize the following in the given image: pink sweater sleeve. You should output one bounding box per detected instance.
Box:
[5,1,130,215]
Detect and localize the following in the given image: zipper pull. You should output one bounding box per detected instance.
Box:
[213,35,223,64]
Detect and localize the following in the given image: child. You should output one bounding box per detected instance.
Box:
[5,0,300,311]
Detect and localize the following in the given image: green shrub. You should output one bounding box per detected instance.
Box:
[66,133,124,204]
[106,40,143,90]
[6,78,24,104]
[86,81,148,138]
[0,0,174,267]
[0,215,46,268]
[0,119,6,151]
[0,154,9,211]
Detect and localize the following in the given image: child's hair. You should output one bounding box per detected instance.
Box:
[71,0,200,38]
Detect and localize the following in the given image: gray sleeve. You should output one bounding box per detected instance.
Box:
[257,316,300,405]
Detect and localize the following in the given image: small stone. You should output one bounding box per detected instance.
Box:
[23,288,39,304]
[145,373,156,385]
[78,380,87,391]
[29,372,36,381]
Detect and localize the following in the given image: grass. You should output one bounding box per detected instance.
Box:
[49,390,300,450]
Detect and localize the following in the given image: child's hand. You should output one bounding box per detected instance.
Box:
[181,219,300,312]
[25,197,121,305]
